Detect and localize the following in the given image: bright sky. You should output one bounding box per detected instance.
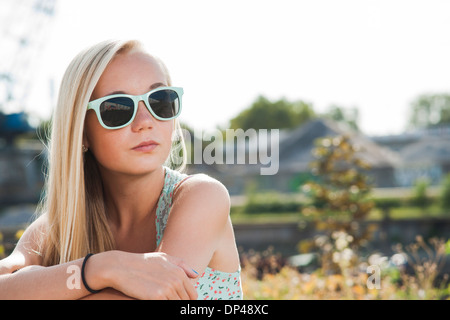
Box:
[6,0,450,136]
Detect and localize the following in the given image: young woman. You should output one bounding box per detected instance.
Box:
[0,39,242,300]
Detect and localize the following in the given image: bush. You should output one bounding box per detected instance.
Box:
[411,178,432,209]
[441,174,450,210]
[0,232,5,259]
[241,237,450,300]
[372,197,405,210]
[243,192,302,214]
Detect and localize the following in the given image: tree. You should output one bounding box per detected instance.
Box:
[229,95,315,131]
[408,93,450,129]
[323,105,360,131]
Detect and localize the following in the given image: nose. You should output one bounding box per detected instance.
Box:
[130,101,155,131]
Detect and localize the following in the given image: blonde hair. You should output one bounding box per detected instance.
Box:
[39,39,186,266]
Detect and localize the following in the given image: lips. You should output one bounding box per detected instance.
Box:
[132,140,159,152]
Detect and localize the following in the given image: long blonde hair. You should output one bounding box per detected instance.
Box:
[39,39,186,266]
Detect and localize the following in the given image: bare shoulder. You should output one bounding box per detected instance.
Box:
[174,173,231,212]
[19,213,49,246]
[159,174,235,272]
[0,213,49,273]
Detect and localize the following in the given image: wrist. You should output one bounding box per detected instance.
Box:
[84,251,117,291]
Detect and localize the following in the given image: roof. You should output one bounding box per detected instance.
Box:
[399,136,450,165]
[277,118,402,172]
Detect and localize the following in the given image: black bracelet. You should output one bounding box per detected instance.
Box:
[81,253,102,294]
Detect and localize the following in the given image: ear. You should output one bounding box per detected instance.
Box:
[82,130,90,150]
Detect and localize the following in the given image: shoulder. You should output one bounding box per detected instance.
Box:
[174,173,230,211]
[16,213,49,256]
[170,173,231,227]
[1,213,49,273]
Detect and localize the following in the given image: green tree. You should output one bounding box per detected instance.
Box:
[408,93,450,129]
[323,105,360,131]
[229,95,315,130]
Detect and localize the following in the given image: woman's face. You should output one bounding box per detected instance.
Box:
[84,51,174,176]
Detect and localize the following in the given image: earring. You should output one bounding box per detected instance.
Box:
[82,145,88,153]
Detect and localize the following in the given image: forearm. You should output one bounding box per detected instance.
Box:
[0,259,89,299]
[80,288,135,300]
[1,250,198,300]
[0,252,113,300]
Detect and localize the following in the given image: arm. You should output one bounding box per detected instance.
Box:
[0,214,89,299]
[0,257,94,299]
[0,216,198,300]
[0,215,104,299]
[156,174,239,275]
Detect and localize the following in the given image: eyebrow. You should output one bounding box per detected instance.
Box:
[105,82,167,96]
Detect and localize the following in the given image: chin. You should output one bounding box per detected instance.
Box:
[127,161,164,176]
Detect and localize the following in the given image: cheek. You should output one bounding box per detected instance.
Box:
[85,120,176,173]
[89,132,127,169]
[84,114,125,167]
[157,123,176,160]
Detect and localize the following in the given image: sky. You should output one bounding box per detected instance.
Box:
[3,0,450,136]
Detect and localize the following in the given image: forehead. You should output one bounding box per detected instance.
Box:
[93,51,167,98]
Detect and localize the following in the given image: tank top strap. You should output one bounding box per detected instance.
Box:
[155,167,189,247]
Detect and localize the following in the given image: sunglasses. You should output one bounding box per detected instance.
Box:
[87,86,183,129]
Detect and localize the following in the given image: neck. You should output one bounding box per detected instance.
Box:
[100,166,165,232]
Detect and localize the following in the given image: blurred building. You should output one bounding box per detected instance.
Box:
[0,112,45,206]
[373,126,450,187]
[2,118,450,207]
[187,119,450,195]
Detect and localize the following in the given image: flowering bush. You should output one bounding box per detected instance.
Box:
[241,236,450,300]
[0,232,5,259]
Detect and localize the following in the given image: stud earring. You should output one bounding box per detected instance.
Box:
[82,145,88,153]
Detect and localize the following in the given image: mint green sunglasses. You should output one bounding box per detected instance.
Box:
[87,86,183,129]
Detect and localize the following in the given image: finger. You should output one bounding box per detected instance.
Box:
[169,289,182,300]
[164,278,184,300]
[166,255,200,279]
[172,268,194,300]
[174,280,190,300]
[185,277,198,300]
[179,261,200,279]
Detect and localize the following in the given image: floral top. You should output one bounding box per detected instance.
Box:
[155,167,242,300]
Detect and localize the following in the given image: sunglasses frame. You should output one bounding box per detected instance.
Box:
[87,86,183,129]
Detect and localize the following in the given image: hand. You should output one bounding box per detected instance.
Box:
[94,251,198,300]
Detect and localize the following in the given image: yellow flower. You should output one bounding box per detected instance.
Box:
[352,284,365,298]
[15,229,24,240]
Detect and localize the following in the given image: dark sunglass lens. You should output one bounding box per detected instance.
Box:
[100,97,134,127]
[148,90,180,119]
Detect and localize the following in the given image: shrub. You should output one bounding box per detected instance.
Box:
[372,197,404,210]
[243,192,302,214]
[300,136,375,273]
[241,236,450,300]
[441,174,450,210]
[411,178,432,209]
[0,232,4,259]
